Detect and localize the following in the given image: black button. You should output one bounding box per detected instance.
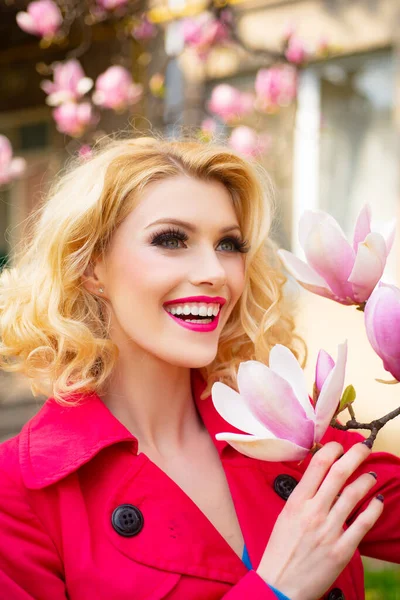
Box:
[112,504,144,537]
[326,589,345,600]
[273,474,299,500]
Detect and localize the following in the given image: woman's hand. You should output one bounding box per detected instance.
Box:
[256,441,384,600]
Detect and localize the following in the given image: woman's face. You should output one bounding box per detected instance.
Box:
[89,175,247,368]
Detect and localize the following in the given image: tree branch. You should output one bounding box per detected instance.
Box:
[331,404,400,445]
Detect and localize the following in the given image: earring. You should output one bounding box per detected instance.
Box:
[98,287,104,293]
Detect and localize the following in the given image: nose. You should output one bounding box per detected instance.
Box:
[189,246,227,288]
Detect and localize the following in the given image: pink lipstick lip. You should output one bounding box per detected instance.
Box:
[164,307,221,333]
[163,295,226,307]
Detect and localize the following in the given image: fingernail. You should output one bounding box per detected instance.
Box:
[376,494,384,503]
[368,471,377,479]
[362,439,373,449]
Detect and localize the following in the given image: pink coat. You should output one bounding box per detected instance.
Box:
[0,368,400,600]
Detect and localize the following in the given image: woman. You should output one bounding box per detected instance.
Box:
[0,136,398,600]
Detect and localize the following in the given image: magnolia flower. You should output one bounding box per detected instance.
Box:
[0,136,26,185]
[53,102,98,137]
[16,0,62,38]
[208,84,254,122]
[182,13,229,59]
[228,126,269,159]
[365,283,400,382]
[92,66,142,111]
[255,65,297,111]
[278,205,395,306]
[212,342,347,462]
[41,59,93,106]
[285,36,309,65]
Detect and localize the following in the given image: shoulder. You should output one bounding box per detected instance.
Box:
[0,433,23,488]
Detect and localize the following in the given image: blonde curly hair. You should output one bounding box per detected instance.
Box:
[0,135,305,404]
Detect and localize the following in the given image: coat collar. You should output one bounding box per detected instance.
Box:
[20,369,234,490]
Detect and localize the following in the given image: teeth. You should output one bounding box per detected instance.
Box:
[185,318,212,324]
[165,302,221,317]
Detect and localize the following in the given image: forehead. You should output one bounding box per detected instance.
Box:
[128,175,239,229]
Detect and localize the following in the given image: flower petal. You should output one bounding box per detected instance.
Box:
[77,77,94,96]
[16,12,37,35]
[211,382,272,437]
[215,432,309,461]
[315,341,348,442]
[365,283,400,380]
[237,361,315,448]
[278,250,337,301]
[315,349,335,394]
[298,210,326,250]
[269,344,315,421]
[348,232,387,303]
[352,204,371,252]
[303,214,355,300]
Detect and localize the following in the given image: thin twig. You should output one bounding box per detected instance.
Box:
[331,404,400,445]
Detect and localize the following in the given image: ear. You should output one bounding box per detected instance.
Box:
[81,255,106,297]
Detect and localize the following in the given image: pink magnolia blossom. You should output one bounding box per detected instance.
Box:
[182,14,229,59]
[285,36,309,65]
[96,0,128,9]
[131,16,157,41]
[255,65,297,111]
[212,342,347,462]
[92,66,142,111]
[16,0,62,38]
[228,126,269,159]
[0,136,26,185]
[53,102,98,137]
[208,84,254,122]
[278,205,395,306]
[41,59,93,106]
[365,283,400,382]
[315,349,335,395]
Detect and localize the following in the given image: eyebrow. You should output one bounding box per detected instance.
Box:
[145,218,242,234]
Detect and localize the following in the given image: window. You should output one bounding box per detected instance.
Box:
[293,50,398,281]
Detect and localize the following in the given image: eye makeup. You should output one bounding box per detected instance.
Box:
[149,226,250,253]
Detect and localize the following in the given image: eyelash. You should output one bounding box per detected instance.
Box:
[150,227,250,254]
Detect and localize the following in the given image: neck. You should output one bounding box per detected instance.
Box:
[100,351,206,457]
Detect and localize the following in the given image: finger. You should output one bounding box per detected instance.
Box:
[335,495,384,558]
[288,442,344,504]
[325,472,378,531]
[313,441,372,509]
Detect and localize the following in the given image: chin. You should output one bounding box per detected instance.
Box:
[163,348,218,369]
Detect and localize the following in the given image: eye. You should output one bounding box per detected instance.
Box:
[150,227,188,249]
[218,236,250,254]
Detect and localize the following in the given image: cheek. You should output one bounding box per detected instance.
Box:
[109,247,182,298]
[227,258,246,298]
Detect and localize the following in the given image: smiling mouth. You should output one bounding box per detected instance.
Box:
[164,302,221,324]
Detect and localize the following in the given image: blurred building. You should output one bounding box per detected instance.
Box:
[0,0,400,447]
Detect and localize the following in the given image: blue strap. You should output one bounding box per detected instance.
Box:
[268,583,291,600]
[242,544,290,600]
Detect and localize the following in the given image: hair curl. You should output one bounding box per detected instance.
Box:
[0,134,305,404]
